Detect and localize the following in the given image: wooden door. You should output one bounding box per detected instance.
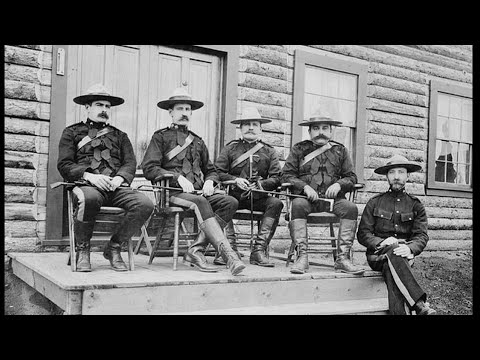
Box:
[66,45,221,168]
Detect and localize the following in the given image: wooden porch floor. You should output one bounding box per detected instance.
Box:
[8,251,388,315]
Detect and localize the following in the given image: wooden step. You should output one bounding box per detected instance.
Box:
[168,298,389,315]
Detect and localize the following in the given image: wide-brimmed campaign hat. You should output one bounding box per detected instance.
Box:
[374,154,422,175]
[298,111,343,127]
[73,83,124,106]
[157,87,204,110]
[231,107,272,125]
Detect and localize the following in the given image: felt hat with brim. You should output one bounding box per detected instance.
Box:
[157,87,204,110]
[374,154,422,175]
[73,83,124,106]
[231,107,272,125]
[298,113,343,127]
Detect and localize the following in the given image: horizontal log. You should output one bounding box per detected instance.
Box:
[366,133,426,151]
[4,185,35,203]
[16,45,53,52]
[240,45,289,68]
[365,145,425,164]
[239,58,289,81]
[418,196,472,209]
[4,117,50,136]
[4,220,38,238]
[367,110,427,129]
[4,237,40,252]
[421,240,471,252]
[426,207,472,219]
[5,134,49,154]
[260,118,291,135]
[367,85,427,107]
[239,73,289,95]
[406,45,472,63]
[426,229,472,241]
[5,63,52,86]
[310,45,471,84]
[368,62,428,85]
[239,100,291,121]
[362,45,472,74]
[4,168,35,186]
[261,132,289,148]
[367,121,427,140]
[35,187,48,206]
[4,150,39,169]
[4,203,38,221]
[367,97,427,118]
[4,45,52,69]
[256,45,289,54]
[238,86,291,108]
[5,80,51,103]
[5,98,50,120]
[427,218,472,230]
[368,73,428,96]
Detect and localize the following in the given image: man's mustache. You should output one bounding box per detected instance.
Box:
[313,134,329,141]
[98,112,109,119]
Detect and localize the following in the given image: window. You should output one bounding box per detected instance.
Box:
[427,80,472,197]
[292,50,367,183]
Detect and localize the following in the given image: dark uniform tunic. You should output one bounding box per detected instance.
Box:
[214,139,283,219]
[141,124,238,225]
[282,139,358,220]
[357,188,429,315]
[57,119,154,243]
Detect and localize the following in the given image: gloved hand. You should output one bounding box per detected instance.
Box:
[303,185,319,202]
[393,243,413,258]
[234,177,251,191]
[202,179,215,197]
[325,183,341,199]
[178,175,195,193]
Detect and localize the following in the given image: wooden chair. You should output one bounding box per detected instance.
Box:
[134,174,199,270]
[282,183,364,267]
[220,180,282,257]
[62,183,135,272]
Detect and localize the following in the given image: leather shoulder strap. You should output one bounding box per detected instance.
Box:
[165,133,195,161]
[231,142,264,168]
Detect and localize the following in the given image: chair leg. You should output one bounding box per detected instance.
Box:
[67,190,77,272]
[330,223,337,262]
[135,214,153,255]
[128,238,134,271]
[173,213,180,270]
[149,217,167,265]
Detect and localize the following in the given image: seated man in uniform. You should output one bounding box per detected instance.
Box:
[357,155,436,315]
[282,111,364,275]
[214,107,283,267]
[57,84,154,272]
[141,87,245,276]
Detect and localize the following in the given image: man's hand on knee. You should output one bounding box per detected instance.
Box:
[83,172,114,192]
[393,243,413,258]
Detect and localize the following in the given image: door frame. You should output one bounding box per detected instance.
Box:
[44,44,239,244]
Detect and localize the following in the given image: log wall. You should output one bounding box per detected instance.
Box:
[4,44,473,253]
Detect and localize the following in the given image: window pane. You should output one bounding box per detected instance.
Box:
[338,73,357,101]
[332,126,352,152]
[437,115,450,139]
[456,164,470,185]
[449,95,462,119]
[436,140,454,158]
[435,161,446,182]
[337,99,356,127]
[437,93,450,116]
[448,119,462,141]
[462,98,473,121]
[461,120,472,143]
[458,143,471,164]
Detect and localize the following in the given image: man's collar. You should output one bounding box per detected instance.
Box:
[86,118,108,128]
[241,138,260,144]
[171,123,189,132]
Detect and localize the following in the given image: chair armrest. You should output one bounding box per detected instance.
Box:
[281,182,293,189]
[354,183,364,190]
[221,180,236,186]
[154,174,174,183]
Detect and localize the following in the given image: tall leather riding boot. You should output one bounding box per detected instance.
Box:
[183,230,218,272]
[289,219,309,274]
[74,220,95,272]
[213,219,242,265]
[334,219,365,275]
[250,217,277,267]
[103,236,128,272]
[200,217,245,276]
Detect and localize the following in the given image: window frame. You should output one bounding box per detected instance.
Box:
[426,79,472,198]
[292,49,367,184]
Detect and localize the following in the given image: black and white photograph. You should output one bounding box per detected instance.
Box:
[4,45,473,315]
